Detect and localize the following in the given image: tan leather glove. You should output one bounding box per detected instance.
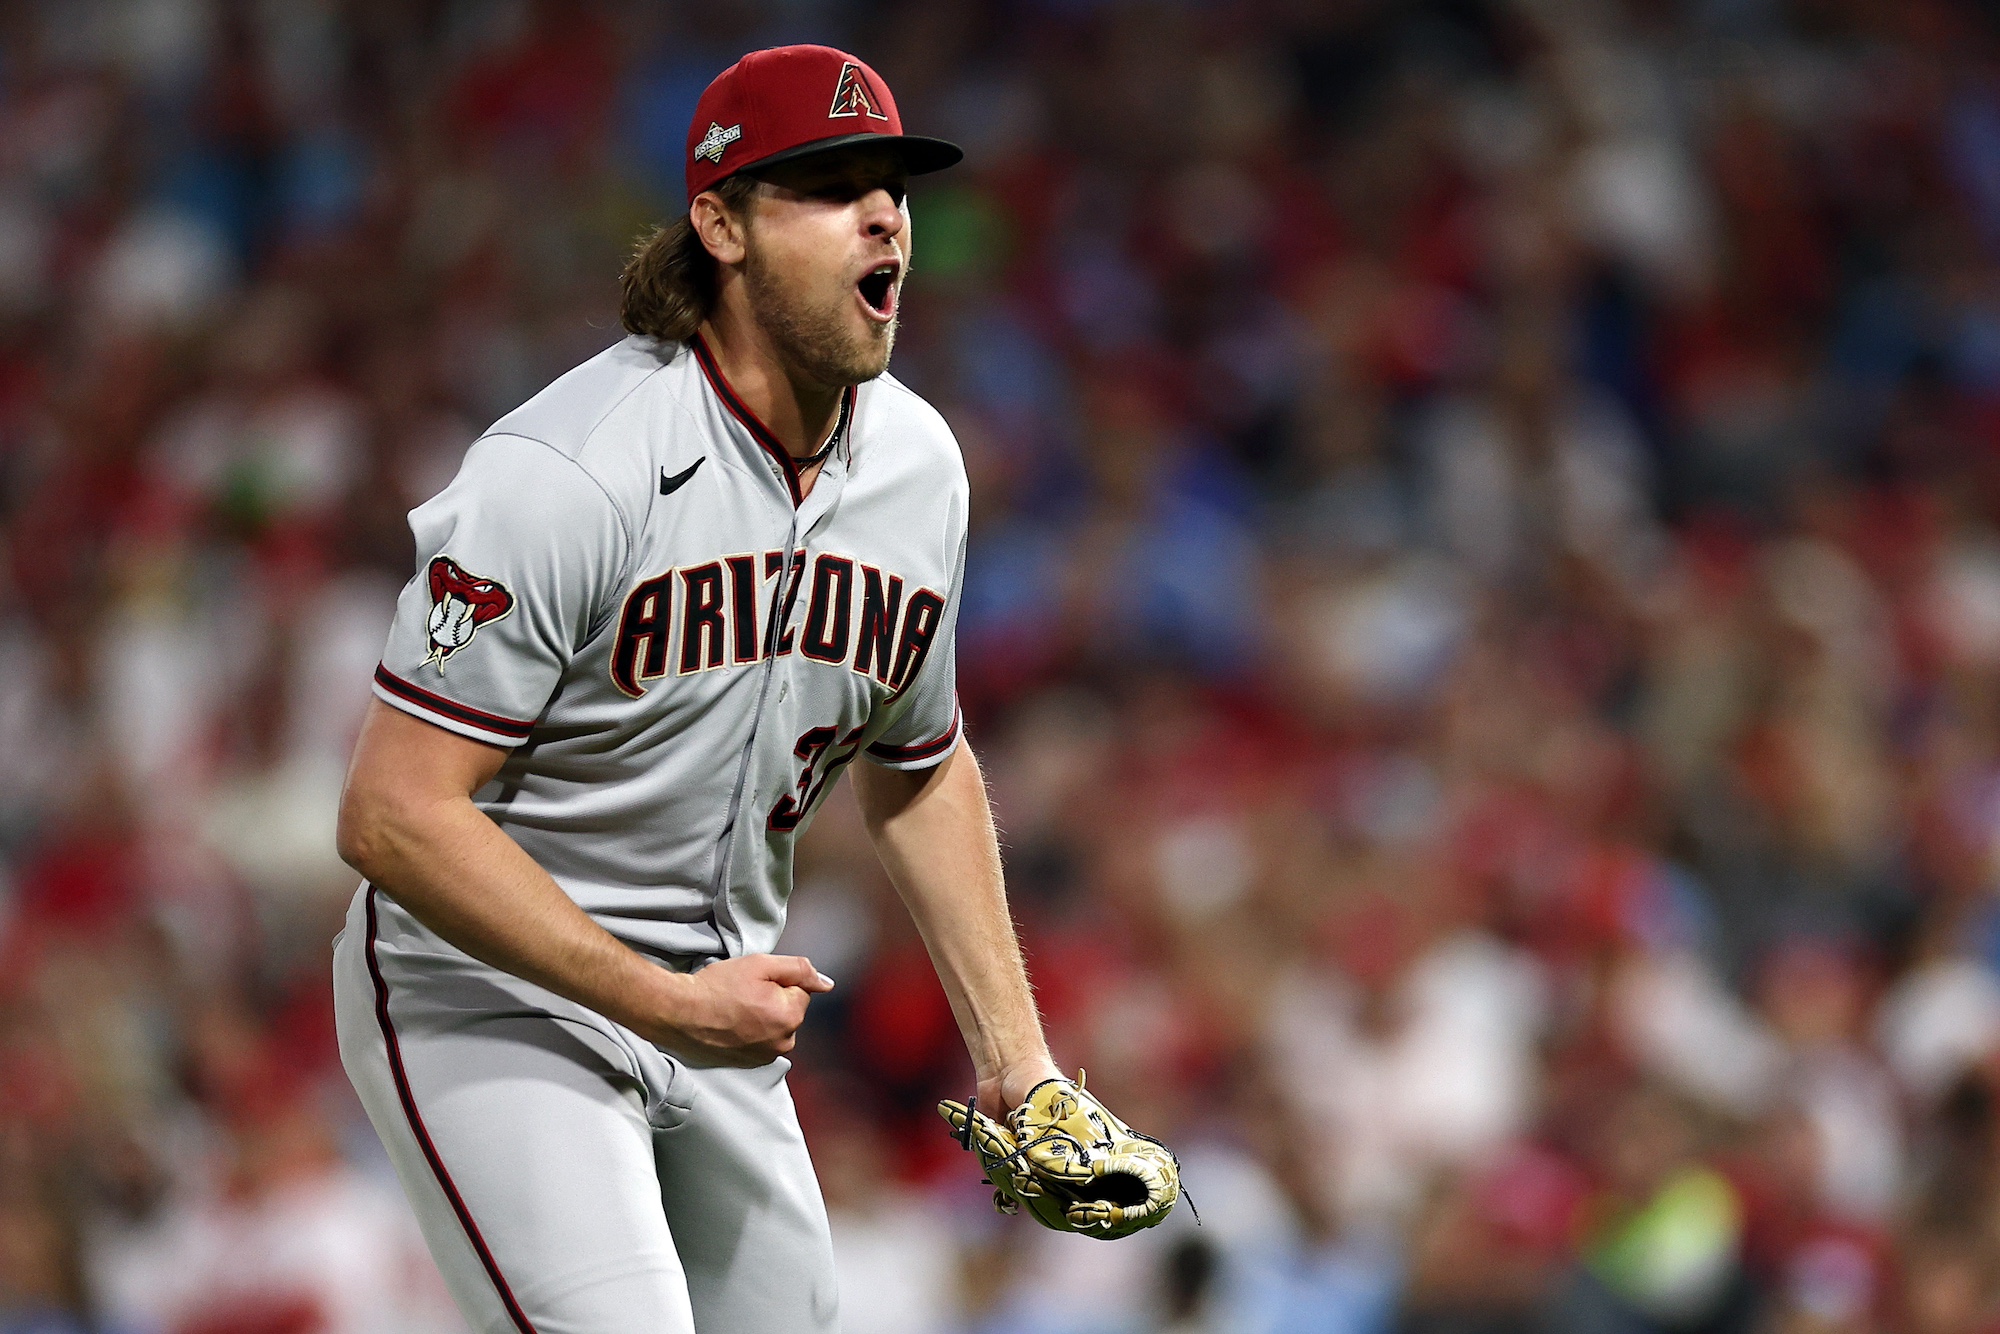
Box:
[939,1074,1181,1240]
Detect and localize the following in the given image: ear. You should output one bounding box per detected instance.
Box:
[690,189,749,266]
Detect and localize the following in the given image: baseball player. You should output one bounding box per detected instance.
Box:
[330,44,1177,1334]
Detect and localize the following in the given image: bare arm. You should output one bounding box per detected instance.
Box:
[336,699,830,1064]
[852,743,1061,1110]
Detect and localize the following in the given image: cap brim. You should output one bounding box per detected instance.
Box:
[738,132,964,179]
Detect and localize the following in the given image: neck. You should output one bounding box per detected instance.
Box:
[696,303,844,460]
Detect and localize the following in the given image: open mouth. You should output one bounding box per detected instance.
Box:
[857,261,899,321]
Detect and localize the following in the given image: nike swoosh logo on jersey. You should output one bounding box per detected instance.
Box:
[659,458,705,495]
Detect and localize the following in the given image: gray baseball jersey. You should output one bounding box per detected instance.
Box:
[369,332,966,961]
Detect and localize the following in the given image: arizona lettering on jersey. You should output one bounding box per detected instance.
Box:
[371,334,967,962]
[608,550,943,697]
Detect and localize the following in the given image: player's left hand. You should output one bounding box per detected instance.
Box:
[981,1058,1064,1114]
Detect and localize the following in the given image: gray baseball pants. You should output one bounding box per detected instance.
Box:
[332,886,840,1333]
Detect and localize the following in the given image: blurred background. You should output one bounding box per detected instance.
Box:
[8,0,2000,1331]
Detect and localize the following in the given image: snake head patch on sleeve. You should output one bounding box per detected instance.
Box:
[425,556,515,670]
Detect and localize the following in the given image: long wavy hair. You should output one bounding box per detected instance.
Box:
[619,175,761,343]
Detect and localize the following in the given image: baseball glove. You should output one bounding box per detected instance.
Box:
[938,1074,1182,1239]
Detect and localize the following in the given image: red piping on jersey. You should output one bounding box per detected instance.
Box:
[374,665,535,741]
[866,706,961,763]
[364,889,542,1334]
[689,333,853,508]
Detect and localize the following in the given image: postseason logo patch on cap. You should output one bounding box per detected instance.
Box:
[694,122,742,165]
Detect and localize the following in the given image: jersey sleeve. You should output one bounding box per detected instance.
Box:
[373,433,628,747]
[863,527,965,771]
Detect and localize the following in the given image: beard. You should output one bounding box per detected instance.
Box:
[743,242,896,388]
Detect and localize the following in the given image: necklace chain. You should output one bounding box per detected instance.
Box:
[797,390,851,470]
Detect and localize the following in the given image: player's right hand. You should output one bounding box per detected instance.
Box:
[651,953,834,1066]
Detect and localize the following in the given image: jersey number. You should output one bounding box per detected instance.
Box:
[768,724,866,832]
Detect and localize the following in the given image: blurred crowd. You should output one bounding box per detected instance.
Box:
[8,0,2000,1331]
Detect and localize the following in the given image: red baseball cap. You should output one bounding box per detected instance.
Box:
[684,45,963,203]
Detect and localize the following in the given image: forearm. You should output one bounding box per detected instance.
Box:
[856,745,1058,1103]
[339,783,686,1041]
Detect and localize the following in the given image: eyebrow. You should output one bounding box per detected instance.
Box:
[754,156,907,202]
[804,171,907,195]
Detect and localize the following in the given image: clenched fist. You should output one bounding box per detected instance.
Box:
[646,954,834,1065]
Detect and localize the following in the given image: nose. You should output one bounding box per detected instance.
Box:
[861,188,905,241]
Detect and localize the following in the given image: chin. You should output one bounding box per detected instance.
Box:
[841,326,896,384]
[762,293,897,388]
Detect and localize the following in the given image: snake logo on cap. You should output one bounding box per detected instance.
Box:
[827,62,889,121]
